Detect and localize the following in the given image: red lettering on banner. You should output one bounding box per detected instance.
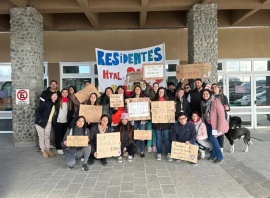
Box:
[103,70,122,80]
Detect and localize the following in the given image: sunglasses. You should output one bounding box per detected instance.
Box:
[184,87,190,89]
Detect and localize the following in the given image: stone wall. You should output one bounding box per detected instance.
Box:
[188,3,218,83]
[10,7,44,146]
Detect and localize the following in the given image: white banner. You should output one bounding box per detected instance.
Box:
[95,44,166,92]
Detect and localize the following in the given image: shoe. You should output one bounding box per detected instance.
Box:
[152,146,157,153]
[167,153,172,162]
[220,148,224,154]
[192,163,198,166]
[199,149,205,159]
[36,147,41,152]
[82,164,89,172]
[176,159,181,162]
[101,159,107,166]
[81,158,84,162]
[88,157,94,165]
[118,156,122,163]
[57,150,64,155]
[46,150,55,157]
[157,154,161,160]
[148,147,152,153]
[42,151,49,159]
[67,166,73,170]
[140,152,145,158]
[208,157,216,161]
[214,159,224,164]
[128,155,133,162]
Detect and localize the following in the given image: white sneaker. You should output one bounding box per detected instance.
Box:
[118,156,122,163]
[199,149,205,159]
[152,146,157,153]
[128,155,132,162]
[220,148,223,154]
[167,153,172,162]
[57,149,63,155]
[157,154,161,160]
[147,147,152,153]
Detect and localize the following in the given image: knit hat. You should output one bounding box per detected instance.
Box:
[121,113,129,120]
[205,84,212,91]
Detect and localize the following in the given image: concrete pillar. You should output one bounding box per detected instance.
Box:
[188,3,218,83]
[10,7,44,146]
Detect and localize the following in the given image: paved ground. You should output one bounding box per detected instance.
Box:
[0,129,270,198]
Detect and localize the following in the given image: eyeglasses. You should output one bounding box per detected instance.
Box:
[179,117,187,121]
[184,87,190,89]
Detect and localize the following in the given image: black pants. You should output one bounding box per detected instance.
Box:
[121,143,137,156]
[54,122,68,150]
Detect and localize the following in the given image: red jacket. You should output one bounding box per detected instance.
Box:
[210,98,229,134]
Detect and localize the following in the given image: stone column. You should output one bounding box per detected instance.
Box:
[10,7,44,147]
[187,3,218,84]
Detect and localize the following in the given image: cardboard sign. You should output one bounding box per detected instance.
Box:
[176,63,211,79]
[151,101,175,123]
[79,105,102,123]
[143,63,165,80]
[126,98,151,121]
[171,141,198,163]
[96,132,121,159]
[75,84,101,103]
[110,94,124,107]
[134,130,152,140]
[128,71,143,82]
[66,136,89,147]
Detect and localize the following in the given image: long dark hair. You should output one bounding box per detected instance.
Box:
[72,116,87,135]
[68,86,76,94]
[87,92,99,105]
[131,85,144,98]
[175,88,184,101]
[100,114,111,126]
[59,88,73,110]
[115,85,126,101]
[202,89,213,102]
[154,87,168,101]
[118,120,133,143]
[100,87,114,105]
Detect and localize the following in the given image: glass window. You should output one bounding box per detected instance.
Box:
[167,76,178,88]
[254,61,270,71]
[255,76,270,106]
[257,114,270,126]
[166,64,176,72]
[63,66,90,74]
[0,118,12,131]
[226,61,251,71]
[230,114,251,128]
[217,63,222,70]
[94,64,98,75]
[62,78,91,92]
[0,66,11,79]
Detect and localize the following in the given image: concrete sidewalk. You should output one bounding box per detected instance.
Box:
[0,129,269,198]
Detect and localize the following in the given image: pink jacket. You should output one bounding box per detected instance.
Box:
[210,98,229,134]
[192,119,208,141]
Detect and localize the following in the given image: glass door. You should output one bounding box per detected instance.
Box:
[254,75,270,128]
[227,75,254,128]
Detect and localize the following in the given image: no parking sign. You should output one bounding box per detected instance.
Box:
[16,89,29,105]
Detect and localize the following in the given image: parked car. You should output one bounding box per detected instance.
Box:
[240,91,266,106]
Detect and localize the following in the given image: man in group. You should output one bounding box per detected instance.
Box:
[183,84,191,99]
[84,80,91,87]
[40,80,61,103]
[187,78,204,117]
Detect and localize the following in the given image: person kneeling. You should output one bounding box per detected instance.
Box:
[117,113,137,162]
[62,116,91,172]
[171,112,198,165]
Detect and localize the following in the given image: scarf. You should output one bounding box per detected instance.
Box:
[190,117,201,124]
[201,98,212,121]
[62,97,69,103]
[159,97,165,101]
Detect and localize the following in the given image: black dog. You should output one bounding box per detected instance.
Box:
[225,116,253,153]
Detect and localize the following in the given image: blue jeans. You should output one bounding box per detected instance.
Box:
[146,121,157,147]
[133,121,146,153]
[205,121,223,161]
[156,129,171,154]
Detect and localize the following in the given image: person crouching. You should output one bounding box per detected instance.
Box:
[61,116,91,172]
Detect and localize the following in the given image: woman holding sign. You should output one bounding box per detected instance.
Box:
[130,85,147,158]
[111,86,126,129]
[61,116,91,172]
[152,87,172,161]
[89,114,112,165]
[99,87,114,120]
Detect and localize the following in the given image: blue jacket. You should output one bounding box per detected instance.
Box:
[171,121,197,144]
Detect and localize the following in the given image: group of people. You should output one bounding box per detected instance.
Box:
[34,77,230,172]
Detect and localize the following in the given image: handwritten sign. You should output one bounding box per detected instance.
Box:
[96,132,121,159]
[134,130,152,140]
[110,94,124,107]
[66,136,89,147]
[171,141,198,163]
[128,71,143,82]
[79,105,102,123]
[126,98,151,121]
[143,63,165,80]
[176,63,211,79]
[151,101,175,123]
[75,83,101,103]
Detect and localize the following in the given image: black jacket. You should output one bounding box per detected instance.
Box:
[40,87,61,103]
[171,122,196,144]
[52,101,74,127]
[89,124,112,153]
[188,88,204,117]
[35,100,56,128]
[175,97,191,119]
